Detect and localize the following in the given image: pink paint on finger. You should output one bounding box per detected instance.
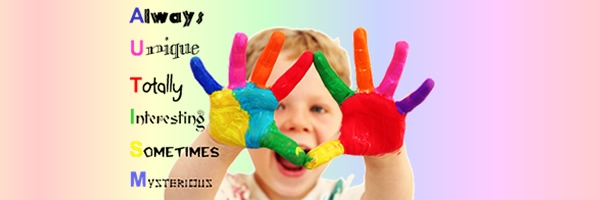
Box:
[228,32,248,89]
[376,41,409,98]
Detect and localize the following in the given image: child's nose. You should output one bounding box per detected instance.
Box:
[280,113,312,134]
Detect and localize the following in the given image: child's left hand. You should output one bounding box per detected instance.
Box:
[305,28,435,169]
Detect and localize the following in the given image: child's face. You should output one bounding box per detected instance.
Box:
[248,50,343,198]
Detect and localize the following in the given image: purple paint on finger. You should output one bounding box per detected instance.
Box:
[396,78,435,114]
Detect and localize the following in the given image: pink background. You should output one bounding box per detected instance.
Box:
[1,0,599,199]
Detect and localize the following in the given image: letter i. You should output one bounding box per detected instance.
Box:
[131,108,135,124]
[131,40,144,56]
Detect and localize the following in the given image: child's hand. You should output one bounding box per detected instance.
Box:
[190,31,313,166]
[305,28,435,169]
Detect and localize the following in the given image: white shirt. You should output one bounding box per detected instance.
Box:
[215,173,365,200]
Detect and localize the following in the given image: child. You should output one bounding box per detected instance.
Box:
[166,27,419,200]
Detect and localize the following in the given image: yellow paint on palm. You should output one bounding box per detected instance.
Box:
[305,140,345,169]
[208,90,249,147]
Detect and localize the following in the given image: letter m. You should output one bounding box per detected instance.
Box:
[130,171,146,187]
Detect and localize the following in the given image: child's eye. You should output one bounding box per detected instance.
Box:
[310,106,325,113]
[276,104,285,110]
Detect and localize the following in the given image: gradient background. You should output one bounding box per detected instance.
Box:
[1,0,599,199]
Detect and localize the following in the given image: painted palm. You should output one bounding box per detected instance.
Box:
[305,28,435,169]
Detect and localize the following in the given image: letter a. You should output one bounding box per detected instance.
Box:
[130,7,144,23]
[131,40,143,56]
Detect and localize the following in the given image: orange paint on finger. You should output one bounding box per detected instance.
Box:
[251,31,286,88]
[354,28,375,93]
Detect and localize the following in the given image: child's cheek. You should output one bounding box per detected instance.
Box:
[315,120,340,144]
[272,109,286,128]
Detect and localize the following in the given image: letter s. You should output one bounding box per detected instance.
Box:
[211,147,219,157]
[130,141,143,157]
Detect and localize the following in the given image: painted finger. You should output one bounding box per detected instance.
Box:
[305,140,344,169]
[260,123,307,166]
[228,33,248,89]
[354,28,375,93]
[314,51,354,105]
[250,31,285,88]
[271,51,313,101]
[190,56,223,95]
[396,78,435,114]
[376,41,409,98]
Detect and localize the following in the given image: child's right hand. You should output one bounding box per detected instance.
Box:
[189,31,313,166]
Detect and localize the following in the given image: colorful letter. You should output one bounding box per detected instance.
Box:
[129,7,144,23]
[130,141,143,157]
[130,171,146,187]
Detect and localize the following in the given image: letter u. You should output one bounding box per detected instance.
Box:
[131,40,144,56]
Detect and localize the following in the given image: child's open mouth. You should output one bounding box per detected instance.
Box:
[274,148,309,177]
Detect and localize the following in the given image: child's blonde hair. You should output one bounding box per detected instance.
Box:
[246,27,351,86]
